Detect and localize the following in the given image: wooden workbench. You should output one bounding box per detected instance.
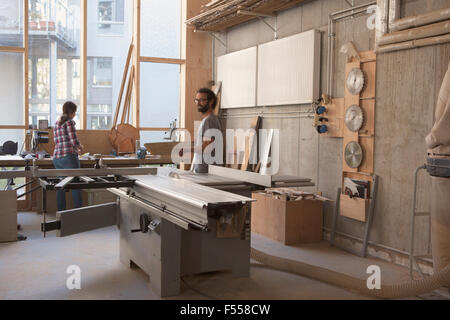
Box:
[0,155,173,168]
[0,155,173,212]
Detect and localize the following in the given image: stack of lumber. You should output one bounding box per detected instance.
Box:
[263,188,331,202]
[186,0,307,32]
[377,6,450,53]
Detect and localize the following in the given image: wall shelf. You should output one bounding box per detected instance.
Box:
[186,0,307,32]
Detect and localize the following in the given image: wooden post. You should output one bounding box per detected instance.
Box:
[23,0,29,128]
[132,0,141,129]
[80,0,87,129]
[182,0,213,139]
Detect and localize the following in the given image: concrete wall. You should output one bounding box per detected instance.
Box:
[214,0,450,255]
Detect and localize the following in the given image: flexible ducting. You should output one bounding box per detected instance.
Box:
[250,247,450,299]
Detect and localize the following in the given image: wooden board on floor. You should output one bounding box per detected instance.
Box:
[0,191,17,242]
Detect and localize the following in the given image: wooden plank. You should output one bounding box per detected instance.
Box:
[144,142,178,156]
[139,127,171,131]
[230,135,240,169]
[139,57,186,64]
[360,99,375,136]
[0,191,17,242]
[0,125,26,129]
[359,136,374,174]
[0,46,25,53]
[361,59,377,99]
[260,129,274,175]
[113,44,134,128]
[57,203,117,237]
[55,176,76,189]
[133,0,141,129]
[24,0,29,130]
[212,81,222,116]
[240,136,251,171]
[241,116,261,171]
[121,66,135,124]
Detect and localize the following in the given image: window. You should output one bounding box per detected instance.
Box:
[140,63,180,128]
[87,104,112,130]
[97,0,125,35]
[139,0,182,144]
[88,0,131,130]
[0,52,24,127]
[141,0,181,59]
[88,57,112,87]
[28,0,81,129]
[0,0,24,47]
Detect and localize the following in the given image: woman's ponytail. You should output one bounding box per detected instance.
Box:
[59,101,77,124]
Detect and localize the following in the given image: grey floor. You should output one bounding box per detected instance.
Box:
[0,211,428,300]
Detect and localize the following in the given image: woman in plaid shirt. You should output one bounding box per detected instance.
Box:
[53,101,84,211]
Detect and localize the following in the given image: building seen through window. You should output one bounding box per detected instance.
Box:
[0,0,181,140]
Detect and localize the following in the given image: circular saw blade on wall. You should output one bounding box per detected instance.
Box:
[345,141,363,169]
[346,68,366,95]
[345,105,364,132]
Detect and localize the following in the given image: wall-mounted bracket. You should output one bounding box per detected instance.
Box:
[237,9,278,40]
[210,32,227,47]
[194,29,227,47]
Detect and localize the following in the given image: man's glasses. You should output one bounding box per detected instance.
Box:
[194,98,209,104]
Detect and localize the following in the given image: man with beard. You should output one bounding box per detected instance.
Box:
[191,88,223,173]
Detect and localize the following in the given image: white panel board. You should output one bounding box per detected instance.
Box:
[217,46,257,109]
[257,29,321,106]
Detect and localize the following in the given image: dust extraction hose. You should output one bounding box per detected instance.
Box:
[250,247,450,299]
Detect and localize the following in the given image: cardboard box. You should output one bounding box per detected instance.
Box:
[251,191,323,245]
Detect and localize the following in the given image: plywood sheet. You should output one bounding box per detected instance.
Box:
[251,192,323,245]
[340,194,368,222]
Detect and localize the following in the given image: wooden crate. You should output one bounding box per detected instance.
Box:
[251,192,323,245]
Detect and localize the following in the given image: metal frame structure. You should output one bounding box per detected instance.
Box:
[409,164,432,279]
[330,174,379,257]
